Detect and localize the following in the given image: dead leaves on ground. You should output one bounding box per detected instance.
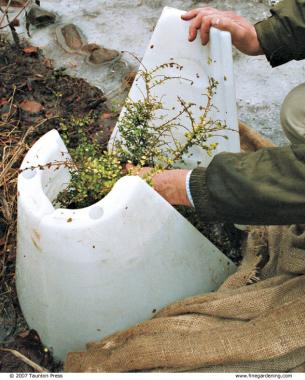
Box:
[22,46,39,55]
[19,99,43,113]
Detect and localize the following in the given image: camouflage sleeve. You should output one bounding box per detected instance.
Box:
[189,144,305,225]
[255,0,305,67]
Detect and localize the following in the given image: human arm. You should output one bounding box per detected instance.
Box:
[148,145,305,225]
[255,0,305,66]
[133,168,192,207]
[181,7,263,56]
[182,0,305,67]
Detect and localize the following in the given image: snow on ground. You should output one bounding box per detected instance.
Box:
[5,0,305,145]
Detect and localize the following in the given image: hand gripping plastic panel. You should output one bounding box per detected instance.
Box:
[109,7,240,167]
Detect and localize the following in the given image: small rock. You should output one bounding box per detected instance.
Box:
[56,24,88,54]
[26,6,56,27]
[80,43,100,54]
[87,47,120,65]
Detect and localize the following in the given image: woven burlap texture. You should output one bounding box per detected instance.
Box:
[64,224,305,372]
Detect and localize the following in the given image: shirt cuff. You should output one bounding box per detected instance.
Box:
[185,170,195,207]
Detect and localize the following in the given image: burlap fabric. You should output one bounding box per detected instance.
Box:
[64,224,305,372]
[65,126,305,372]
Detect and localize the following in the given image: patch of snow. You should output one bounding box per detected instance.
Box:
[3,0,305,145]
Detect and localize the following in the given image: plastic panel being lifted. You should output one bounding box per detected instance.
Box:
[110,7,240,167]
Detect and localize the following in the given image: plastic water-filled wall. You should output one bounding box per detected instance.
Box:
[17,7,239,360]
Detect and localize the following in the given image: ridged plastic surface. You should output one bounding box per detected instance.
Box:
[110,7,240,167]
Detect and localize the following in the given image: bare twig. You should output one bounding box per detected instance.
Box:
[0,348,48,373]
[0,0,30,29]
[0,0,12,27]
[0,128,33,187]
[19,158,75,175]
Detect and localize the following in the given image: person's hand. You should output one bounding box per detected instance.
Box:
[181,7,263,56]
[126,164,192,206]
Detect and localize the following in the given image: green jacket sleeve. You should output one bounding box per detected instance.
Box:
[255,0,305,67]
[189,144,305,225]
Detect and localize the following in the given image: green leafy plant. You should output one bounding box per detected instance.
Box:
[114,61,227,172]
[51,61,228,208]
[56,116,122,208]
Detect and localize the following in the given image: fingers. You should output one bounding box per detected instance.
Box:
[182,7,238,21]
[213,16,244,40]
[181,8,200,20]
[200,15,231,45]
[200,16,214,45]
[181,7,221,19]
[182,8,243,45]
[189,14,226,45]
[188,10,219,42]
[189,13,206,41]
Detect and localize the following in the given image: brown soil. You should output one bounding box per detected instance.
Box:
[0,36,119,372]
[176,206,244,263]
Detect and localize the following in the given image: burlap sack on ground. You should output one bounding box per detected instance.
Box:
[65,224,305,372]
[65,126,304,372]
